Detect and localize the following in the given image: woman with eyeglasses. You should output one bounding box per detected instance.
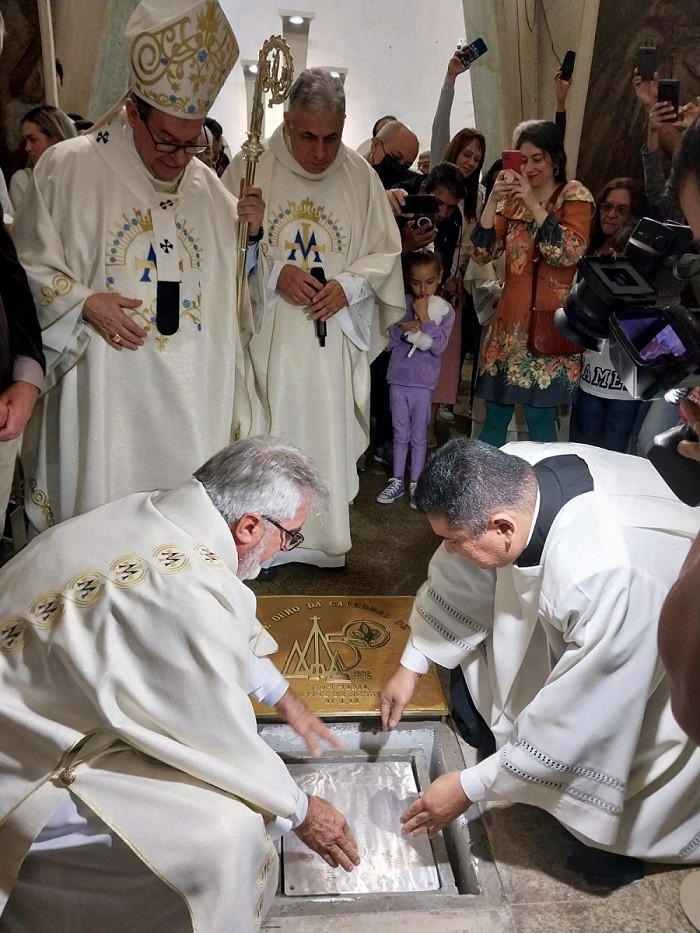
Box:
[569,177,649,452]
[588,177,647,257]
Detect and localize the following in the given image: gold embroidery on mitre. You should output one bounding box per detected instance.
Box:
[129,1,239,118]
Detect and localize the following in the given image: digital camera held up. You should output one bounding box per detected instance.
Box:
[555,217,700,399]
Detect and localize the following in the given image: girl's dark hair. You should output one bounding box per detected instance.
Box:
[406,248,443,276]
[514,120,567,183]
[588,176,647,255]
[442,128,486,221]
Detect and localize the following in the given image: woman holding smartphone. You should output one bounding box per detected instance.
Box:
[469,121,594,447]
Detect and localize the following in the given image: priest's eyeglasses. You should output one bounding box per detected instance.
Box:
[262,516,304,551]
[142,119,209,155]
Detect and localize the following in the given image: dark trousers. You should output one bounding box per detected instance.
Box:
[370,350,393,451]
[569,392,642,453]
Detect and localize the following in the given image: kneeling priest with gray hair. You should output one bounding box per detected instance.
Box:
[381,439,700,885]
[0,437,359,932]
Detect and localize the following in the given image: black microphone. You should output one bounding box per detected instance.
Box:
[309,267,327,348]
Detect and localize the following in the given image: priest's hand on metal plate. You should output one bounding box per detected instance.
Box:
[307,279,347,322]
[237,181,265,239]
[276,264,323,305]
[379,665,419,730]
[400,772,471,839]
[274,687,345,756]
[294,795,360,871]
[82,292,147,351]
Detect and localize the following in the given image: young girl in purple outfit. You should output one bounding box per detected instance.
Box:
[377,251,455,507]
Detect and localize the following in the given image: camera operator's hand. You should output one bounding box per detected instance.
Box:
[554,69,571,111]
[679,391,700,464]
[386,188,408,216]
[632,69,659,112]
[401,220,436,255]
[446,54,469,85]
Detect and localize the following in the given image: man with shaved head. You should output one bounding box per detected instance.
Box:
[366,119,420,189]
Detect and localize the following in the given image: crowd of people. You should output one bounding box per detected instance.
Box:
[0,0,700,928]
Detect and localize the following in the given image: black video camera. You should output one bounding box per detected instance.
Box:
[555,217,700,400]
[556,217,700,504]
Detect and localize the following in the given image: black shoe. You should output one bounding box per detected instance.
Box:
[256,566,279,582]
[567,841,645,887]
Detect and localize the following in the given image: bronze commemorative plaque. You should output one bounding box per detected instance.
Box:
[253,595,447,719]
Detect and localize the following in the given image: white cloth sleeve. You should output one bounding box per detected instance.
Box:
[245,243,259,275]
[247,651,289,706]
[331,271,374,351]
[12,356,44,391]
[460,754,501,803]
[266,788,309,840]
[400,639,431,675]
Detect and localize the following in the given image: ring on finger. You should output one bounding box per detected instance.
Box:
[112,333,122,344]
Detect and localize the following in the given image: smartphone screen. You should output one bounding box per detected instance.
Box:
[559,50,576,82]
[456,38,488,67]
[657,79,680,117]
[637,46,657,82]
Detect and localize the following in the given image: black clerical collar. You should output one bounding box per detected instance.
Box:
[516,455,594,568]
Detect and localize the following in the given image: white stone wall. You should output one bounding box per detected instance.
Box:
[212,0,476,165]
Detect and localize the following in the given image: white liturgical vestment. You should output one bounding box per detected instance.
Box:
[11,110,261,535]
[224,127,404,558]
[403,442,700,862]
[0,478,303,931]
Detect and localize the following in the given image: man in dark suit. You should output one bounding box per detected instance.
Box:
[0,223,44,522]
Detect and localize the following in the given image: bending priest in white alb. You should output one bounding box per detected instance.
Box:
[381,439,700,886]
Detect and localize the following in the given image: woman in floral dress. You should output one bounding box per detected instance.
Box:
[469,121,594,447]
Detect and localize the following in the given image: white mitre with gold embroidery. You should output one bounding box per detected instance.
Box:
[126,0,239,118]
